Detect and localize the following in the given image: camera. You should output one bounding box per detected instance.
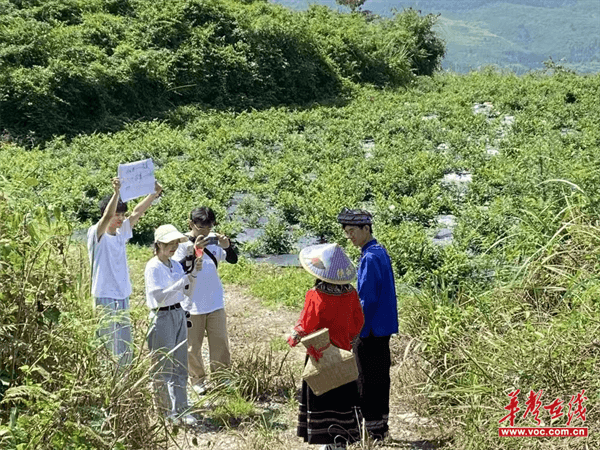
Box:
[203,232,219,246]
[185,311,192,328]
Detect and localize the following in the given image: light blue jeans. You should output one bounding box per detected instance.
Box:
[95,297,133,367]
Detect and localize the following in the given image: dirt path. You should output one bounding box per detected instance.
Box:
[173,285,444,450]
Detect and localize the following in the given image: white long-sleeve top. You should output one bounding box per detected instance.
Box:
[144,256,196,309]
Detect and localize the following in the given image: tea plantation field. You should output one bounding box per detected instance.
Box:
[2,67,599,449]
[2,68,599,289]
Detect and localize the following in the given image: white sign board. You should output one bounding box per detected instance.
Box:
[118,158,156,202]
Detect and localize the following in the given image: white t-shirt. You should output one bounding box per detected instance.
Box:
[174,241,227,315]
[87,218,133,299]
[144,256,195,310]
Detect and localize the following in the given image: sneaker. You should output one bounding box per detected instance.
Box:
[179,414,197,426]
[192,382,208,396]
[319,444,346,450]
[167,413,197,426]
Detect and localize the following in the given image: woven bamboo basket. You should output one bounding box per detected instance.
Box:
[301,328,358,396]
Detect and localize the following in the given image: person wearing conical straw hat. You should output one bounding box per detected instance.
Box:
[337,208,398,442]
[287,243,364,450]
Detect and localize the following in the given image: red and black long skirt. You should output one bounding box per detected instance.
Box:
[297,364,361,445]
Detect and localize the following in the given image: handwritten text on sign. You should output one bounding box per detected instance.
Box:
[118,159,156,202]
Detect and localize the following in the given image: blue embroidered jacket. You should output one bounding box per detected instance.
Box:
[357,239,399,338]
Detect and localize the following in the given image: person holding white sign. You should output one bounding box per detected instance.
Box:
[87,176,163,367]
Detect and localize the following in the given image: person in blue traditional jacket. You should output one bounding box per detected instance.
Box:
[337,208,399,441]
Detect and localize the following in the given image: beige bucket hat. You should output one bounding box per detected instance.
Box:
[154,224,188,244]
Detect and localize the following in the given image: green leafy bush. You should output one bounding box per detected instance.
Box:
[0,0,445,143]
[260,215,294,255]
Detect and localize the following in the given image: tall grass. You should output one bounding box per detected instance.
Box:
[398,199,600,449]
[0,180,170,449]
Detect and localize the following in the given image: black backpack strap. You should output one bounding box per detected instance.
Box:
[204,247,219,269]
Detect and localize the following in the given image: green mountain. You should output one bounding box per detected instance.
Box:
[272,0,600,73]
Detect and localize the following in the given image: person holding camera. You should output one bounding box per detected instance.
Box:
[145,224,202,425]
[174,207,238,395]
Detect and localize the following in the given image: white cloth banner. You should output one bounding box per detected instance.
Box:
[118,158,156,202]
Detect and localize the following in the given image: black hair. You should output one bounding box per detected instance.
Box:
[99,194,128,217]
[189,207,216,228]
[314,278,354,294]
[342,223,373,234]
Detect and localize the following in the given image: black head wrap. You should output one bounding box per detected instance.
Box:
[336,207,373,226]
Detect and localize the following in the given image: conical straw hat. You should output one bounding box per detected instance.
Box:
[299,243,356,285]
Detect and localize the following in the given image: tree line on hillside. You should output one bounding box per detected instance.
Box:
[0,0,445,145]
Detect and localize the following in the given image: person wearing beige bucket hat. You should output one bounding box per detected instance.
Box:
[287,243,365,450]
[144,224,203,426]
